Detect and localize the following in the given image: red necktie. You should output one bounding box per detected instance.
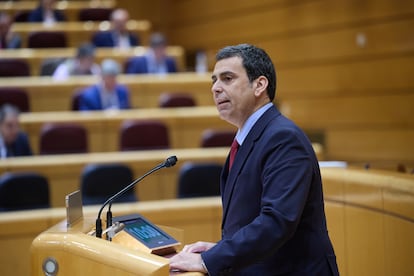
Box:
[229,139,239,170]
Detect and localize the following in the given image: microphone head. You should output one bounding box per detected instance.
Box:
[164,156,178,167]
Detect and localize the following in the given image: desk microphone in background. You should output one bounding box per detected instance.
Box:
[95,155,178,238]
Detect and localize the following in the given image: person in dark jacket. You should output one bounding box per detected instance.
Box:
[28,0,66,24]
[0,104,32,158]
[0,12,21,49]
[79,59,131,111]
[92,8,139,49]
[125,32,177,74]
[170,44,339,276]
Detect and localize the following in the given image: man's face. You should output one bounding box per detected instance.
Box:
[0,17,11,36]
[211,56,257,128]
[102,74,117,91]
[153,45,167,62]
[112,11,128,33]
[78,56,94,73]
[0,114,20,144]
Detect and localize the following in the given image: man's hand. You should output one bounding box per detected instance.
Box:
[169,241,216,273]
[181,241,216,253]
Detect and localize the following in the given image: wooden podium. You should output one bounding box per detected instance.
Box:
[31,216,203,276]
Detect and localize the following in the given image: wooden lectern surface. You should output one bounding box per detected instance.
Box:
[31,216,204,276]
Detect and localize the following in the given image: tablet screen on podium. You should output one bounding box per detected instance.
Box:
[113,214,180,251]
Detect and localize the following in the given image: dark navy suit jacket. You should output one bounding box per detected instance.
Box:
[202,106,339,275]
[92,31,140,48]
[79,84,130,111]
[27,7,66,22]
[125,55,177,74]
[6,132,33,157]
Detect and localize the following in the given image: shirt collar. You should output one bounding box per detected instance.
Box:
[235,102,273,145]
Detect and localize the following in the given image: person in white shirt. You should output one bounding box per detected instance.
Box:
[52,43,101,81]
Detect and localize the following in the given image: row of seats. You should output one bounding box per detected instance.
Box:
[0,87,196,112]
[0,161,223,211]
[13,7,114,23]
[34,121,235,154]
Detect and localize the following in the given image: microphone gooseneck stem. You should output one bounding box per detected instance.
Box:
[106,205,113,240]
[95,162,165,238]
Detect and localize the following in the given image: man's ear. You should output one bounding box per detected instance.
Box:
[253,76,268,97]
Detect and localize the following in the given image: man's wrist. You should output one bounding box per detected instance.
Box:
[200,257,209,274]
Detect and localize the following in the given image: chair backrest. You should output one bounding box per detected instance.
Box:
[13,10,30,22]
[200,129,236,148]
[158,92,196,108]
[0,172,50,211]
[39,123,88,155]
[28,31,67,48]
[119,120,170,151]
[71,88,85,111]
[39,57,66,76]
[0,88,30,112]
[177,162,223,198]
[78,8,113,21]
[81,163,136,205]
[0,59,30,77]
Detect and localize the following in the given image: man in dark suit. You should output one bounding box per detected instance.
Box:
[92,8,139,48]
[125,32,177,74]
[170,44,339,275]
[28,0,66,23]
[0,13,21,49]
[0,104,32,158]
[79,59,131,111]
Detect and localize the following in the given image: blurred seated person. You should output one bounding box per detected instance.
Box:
[0,104,32,158]
[28,0,66,24]
[125,32,177,74]
[92,8,140,49]
[53,43,101,81]
[0,12,21,49]
[79,59,131,111]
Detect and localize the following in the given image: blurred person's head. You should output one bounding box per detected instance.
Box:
[0,13,12,37]
[40,0,57,11]
[111,9,129,34]
[0,104,21,145]
[75,43,96,74]
[149,32,168,63]
[100,59,120,91]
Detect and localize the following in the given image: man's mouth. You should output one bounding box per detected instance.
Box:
[217,99,230,106]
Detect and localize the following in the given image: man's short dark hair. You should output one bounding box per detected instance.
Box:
[149,32,167,48]
[216,44,277,101]
[76,43,95,58]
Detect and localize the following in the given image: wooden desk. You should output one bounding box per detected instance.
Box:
[0,73,211,112]
[0,144,323,208]
[322,168,414,276]
[0,148,230,207]
[1,168,414,276]
[10,20,152,49]
[19,106,233,153]
[0,46,184,76]
[31,216,203,275]
[0,0,116,21]
[0,197,221,276]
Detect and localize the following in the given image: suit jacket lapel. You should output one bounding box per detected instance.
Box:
[221,106,280,227]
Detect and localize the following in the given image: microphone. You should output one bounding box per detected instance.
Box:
[95,155,178,238]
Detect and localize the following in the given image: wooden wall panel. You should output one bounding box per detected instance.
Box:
[325,129,414,163]
[167,0,414,51]
[278,55,414,97]
[281,94,414,129]
[159,0,414,165]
